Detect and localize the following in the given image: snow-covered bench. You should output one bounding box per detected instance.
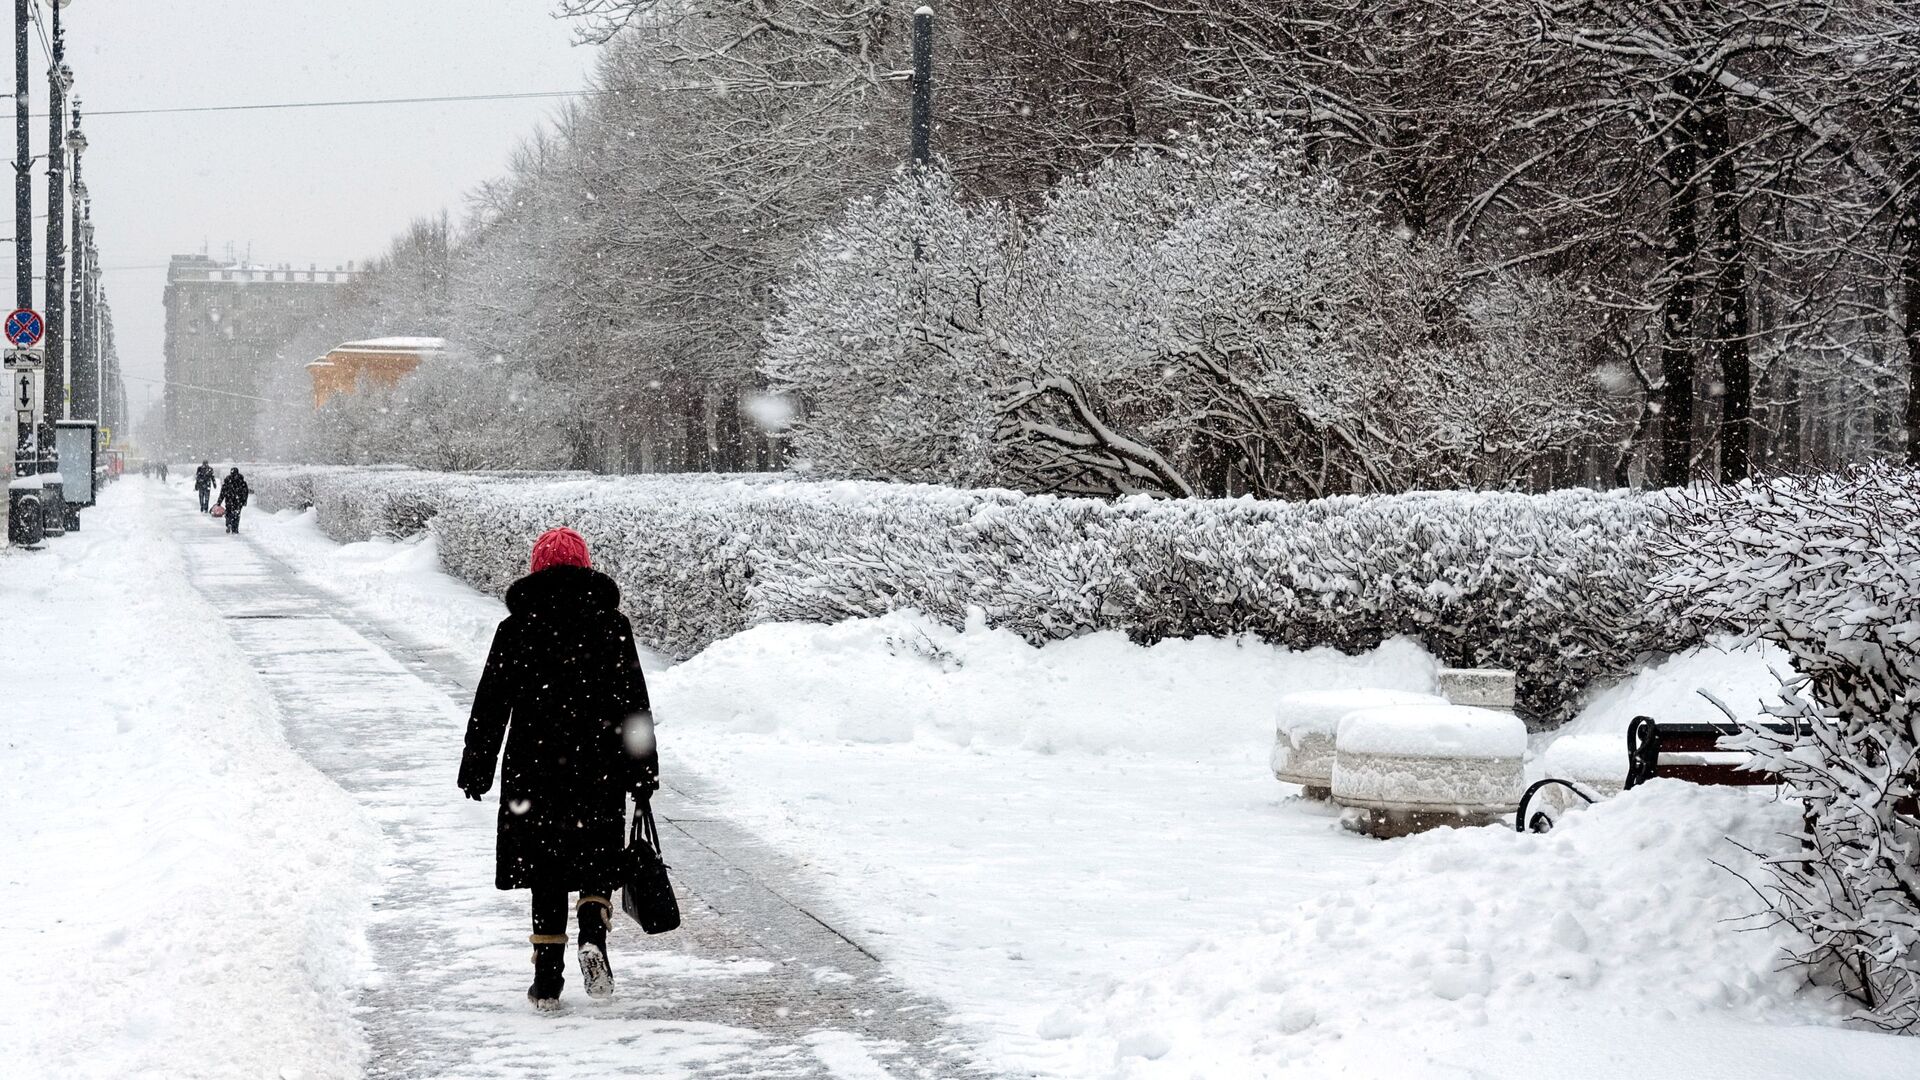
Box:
[1514,715,1799,832]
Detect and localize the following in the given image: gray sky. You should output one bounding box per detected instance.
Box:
[9,1,598,425]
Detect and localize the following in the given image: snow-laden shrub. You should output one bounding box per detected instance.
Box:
[247,468,323,515]
[307,471,451,542]
[248,465,1678,719]
[761,170,1018,488]
[768,129,1607,500]
[1652,464,1920,1030]
[249,466,590,542]
[432,476,778,654]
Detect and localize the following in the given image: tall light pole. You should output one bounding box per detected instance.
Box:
[13,0,28,312]
[69,101,91,423]
[12,0,30,476]
[43,0,69,441]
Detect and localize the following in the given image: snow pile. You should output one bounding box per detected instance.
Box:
[1539,732,1629,786]
[247,464,1683,719]
[1560,639,1789,740]
[656,608,1438,755]
[1067,782,1873,1078]
[1336,703,1527,758]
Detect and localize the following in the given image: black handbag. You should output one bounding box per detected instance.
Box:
[620,794,681,934]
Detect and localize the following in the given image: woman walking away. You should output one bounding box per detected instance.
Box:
[214,467,249,534]
[457,527,657,1012]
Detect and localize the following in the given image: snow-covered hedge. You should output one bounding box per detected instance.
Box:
[1653,463,1920,1030]
[250,466,589,543]
[247,466,1685,719]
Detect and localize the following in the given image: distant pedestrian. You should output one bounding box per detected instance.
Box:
[158,462,168,483]
[194,461,214,511]
[214,467,249,533]
[458,527,657,1012]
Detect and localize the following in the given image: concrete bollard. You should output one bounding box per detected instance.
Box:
[1437,667,1516,713]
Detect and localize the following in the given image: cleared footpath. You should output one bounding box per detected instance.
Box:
[167,496,999,1080]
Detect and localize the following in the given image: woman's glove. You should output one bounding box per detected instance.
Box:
[457,755,493,802]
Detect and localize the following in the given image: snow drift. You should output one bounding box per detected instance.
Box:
[1069,782,1900,1078]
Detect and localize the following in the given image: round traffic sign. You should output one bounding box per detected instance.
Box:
[5,308,44,347]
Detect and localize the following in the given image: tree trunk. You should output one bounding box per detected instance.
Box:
[716,388,744,472]
[1904,188,1920,466]
[1656,96,1702,489]
[1703,98,1752,483]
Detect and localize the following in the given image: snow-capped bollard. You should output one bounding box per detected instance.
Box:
[1331,704,1527,838]
[1436,667,1517,713]
[8,473,44,547]
[1271,688,1448,799]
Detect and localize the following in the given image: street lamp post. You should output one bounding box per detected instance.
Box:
[12,0,28,312]
[69,104,91,424]
[12,0,31,481]
[43,0,69,448]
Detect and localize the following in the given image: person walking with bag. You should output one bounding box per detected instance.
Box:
[213,467,249,534]
[194,461,214,511]
[457,527,658,1012]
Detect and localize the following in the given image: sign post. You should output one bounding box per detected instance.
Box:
[6,345,41,411]
[5,336,44,486]
[4,332,46,530]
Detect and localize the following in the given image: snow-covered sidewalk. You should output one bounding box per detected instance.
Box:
[0,481,376,1079]
[242,502,1920,1079]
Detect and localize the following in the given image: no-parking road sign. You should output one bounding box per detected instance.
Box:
[5,308,43,348]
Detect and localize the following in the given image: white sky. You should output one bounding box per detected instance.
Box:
[3,1,599,424]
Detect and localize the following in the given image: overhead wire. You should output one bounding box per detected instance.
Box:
[27,0,51,65]
[23,86,659,120]
[78,88,604,118]
[118,372,304,409]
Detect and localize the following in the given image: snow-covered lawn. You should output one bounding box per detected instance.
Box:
[240,506,1920,1078]
[0,482,379,1079]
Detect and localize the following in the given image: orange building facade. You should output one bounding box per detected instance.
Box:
[308,337,447,409]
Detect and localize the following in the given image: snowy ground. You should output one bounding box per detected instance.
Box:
[0,482,378,1079]
[8,484,1914,1078]
[236,503,1920,1078]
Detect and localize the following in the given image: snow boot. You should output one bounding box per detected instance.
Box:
[527,935,567,1012]
[576,895,614,1001]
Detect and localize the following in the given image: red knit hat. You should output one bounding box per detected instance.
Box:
[530,527,591,573]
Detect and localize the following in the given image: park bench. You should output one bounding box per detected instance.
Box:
[1513,715,1802,833]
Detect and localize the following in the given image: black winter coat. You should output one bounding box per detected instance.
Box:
[217,471,249,508]
[194,465,215,492]
[458,565,655,891]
